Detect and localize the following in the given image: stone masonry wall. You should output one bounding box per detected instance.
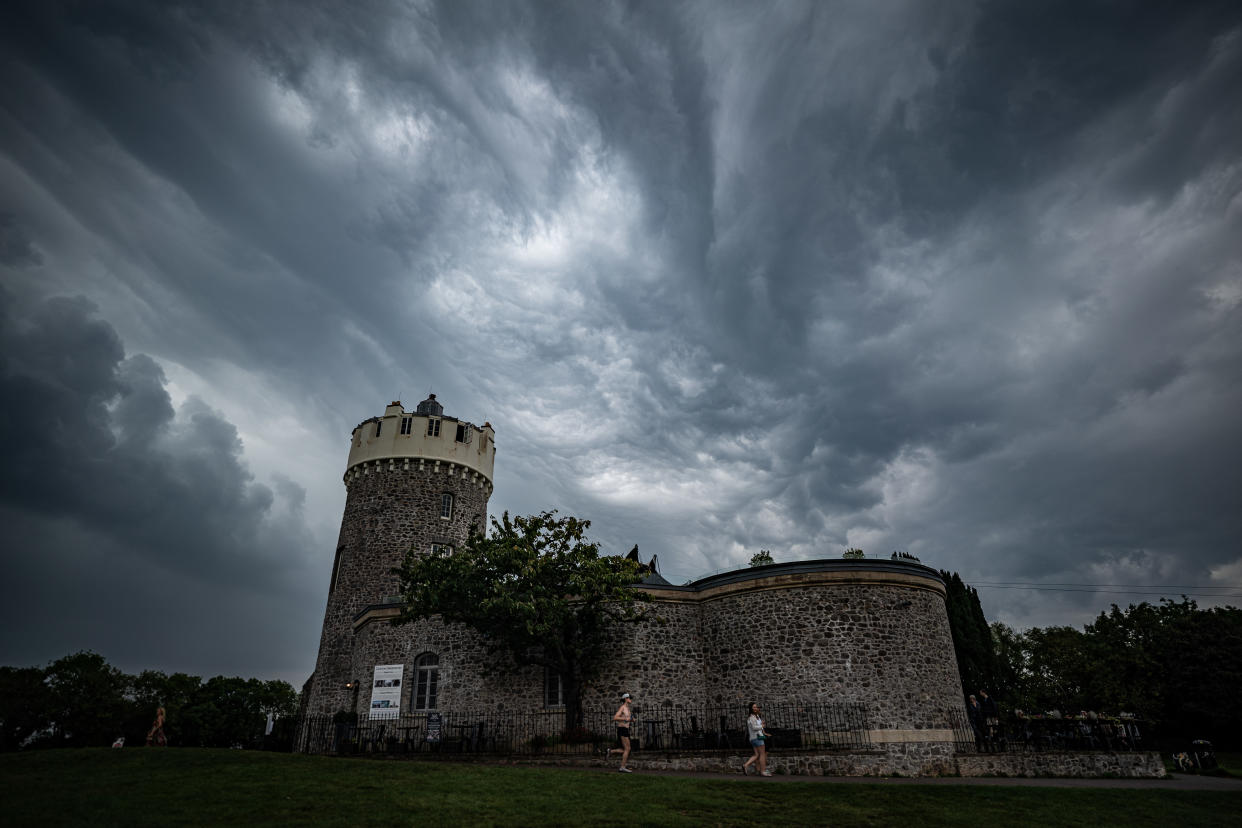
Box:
[351,616,541,714]
[585,600,705,716]
[697,582,964,731]
[306,464,490,714]
[344,599,708,720]
[333,566,965,748]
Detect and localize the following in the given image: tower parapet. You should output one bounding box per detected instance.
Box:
[344,396,495,492]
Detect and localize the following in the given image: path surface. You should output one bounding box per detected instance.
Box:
[580,766,1242,791]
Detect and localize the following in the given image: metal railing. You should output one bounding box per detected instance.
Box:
[298,702,872,756]
[958,712,1147,754]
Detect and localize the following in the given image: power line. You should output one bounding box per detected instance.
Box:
[971,581,1241,589]
[972,584,1242,599]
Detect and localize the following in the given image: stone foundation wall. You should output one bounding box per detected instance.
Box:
[955,751,1166,778]
[612,742,960,777]
[438,749,1165,779]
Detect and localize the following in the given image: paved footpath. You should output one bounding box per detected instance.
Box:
[579,766,1242,791]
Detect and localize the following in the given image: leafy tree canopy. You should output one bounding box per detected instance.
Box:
[940,571,1000,699]
[749,550,774,567]
[393,511,648,725]
[989,598,1242,747]
[0,651,299,751]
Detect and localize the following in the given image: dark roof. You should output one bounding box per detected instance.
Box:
[415,394,444,416]
[639,569,672,586]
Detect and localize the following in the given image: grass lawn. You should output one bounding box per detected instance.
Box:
[2,749,1239,827]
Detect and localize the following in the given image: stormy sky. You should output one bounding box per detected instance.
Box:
[2,0,1240,685]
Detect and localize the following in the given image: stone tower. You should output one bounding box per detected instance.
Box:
[304,396,495,714]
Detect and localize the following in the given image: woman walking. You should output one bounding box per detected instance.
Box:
[742,702,771,776]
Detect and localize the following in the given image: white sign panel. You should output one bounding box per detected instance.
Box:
[369,664,404,720]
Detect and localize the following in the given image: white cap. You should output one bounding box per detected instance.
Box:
[621,693,631,699]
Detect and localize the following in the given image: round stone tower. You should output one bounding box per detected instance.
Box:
[304,396,495,714]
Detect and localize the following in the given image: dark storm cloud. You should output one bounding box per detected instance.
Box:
[0,290,321,677]
[1,0,1239,681]
[0,291,306,581]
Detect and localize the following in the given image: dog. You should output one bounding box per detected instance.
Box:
[111,736,125,748]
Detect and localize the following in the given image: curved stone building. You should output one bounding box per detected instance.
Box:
[304,398,967,773]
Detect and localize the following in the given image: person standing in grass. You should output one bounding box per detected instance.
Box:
[146,706,167,747]
[605,692,634,773]
[742,702,772,776]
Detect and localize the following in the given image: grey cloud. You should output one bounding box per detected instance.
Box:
[0,291,312,588]
[1,0,1239,676]
[0,213,43,267]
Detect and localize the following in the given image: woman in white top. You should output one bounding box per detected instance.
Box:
[742,701,772,776]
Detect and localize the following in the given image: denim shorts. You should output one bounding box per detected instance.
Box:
[750,737,764,747]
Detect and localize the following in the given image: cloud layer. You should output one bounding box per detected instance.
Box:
[2,0,1239,680]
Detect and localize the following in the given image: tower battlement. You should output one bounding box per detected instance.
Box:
[344,396,495,491]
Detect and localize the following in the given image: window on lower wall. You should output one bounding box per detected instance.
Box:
[544,668,564,708]
[431,543,453,556]
[440,492,453,520]
[414,653,439,710]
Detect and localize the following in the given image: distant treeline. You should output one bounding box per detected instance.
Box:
[0,651,299,751]
[943,572,1242,747]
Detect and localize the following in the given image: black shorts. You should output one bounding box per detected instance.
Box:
[616,726,630,739]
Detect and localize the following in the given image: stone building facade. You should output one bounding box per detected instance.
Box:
[303,398,968,772]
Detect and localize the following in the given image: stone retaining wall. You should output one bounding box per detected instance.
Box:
[449,750,1166,778]
[955,751,1166,778]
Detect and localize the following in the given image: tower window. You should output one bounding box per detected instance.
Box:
[328,545,345,593]
[400,416,412,435]
[374,420,382,437]
[544,668,564,708]
[413,653,439,710]
[427,418,441,437]
[440,493,454,520]
[431,543,453,556]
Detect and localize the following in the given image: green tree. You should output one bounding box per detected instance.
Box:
[41,651,129,747]
[749,550,774,566]
[940,571,999,700]
[1158,600,1242,744]
[393,511,648,728]
[1081,598,1242,743]
[1020,626,1093,714]
[0,666,48,751]
[989,622,1027,708]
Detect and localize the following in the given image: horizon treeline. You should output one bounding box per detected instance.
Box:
[942,572,1242,747]
[0,651,298,751]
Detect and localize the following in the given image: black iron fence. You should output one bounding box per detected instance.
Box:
[298,703,872,756]
[958,712,1147,754]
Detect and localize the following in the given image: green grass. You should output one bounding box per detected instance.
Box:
[0,749,1239,827]
[1213,752,1242,775]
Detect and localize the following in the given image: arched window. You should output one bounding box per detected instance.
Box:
[544,667,565,708]
[414,653,439,710]
[440,492,454,520]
